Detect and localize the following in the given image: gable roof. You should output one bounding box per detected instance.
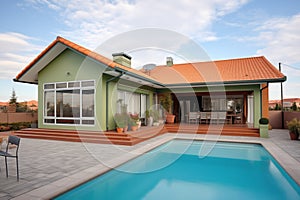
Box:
[14,36,286,87]
[147,56,286,86]
[14,36,161,86]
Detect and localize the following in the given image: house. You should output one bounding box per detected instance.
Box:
[14,36,286,131]
[269,98,300,110]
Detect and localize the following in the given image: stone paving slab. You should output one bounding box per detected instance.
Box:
[0,129,299,199]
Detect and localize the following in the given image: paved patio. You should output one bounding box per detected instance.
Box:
[0,129,299,200]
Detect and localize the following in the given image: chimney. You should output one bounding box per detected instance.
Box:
[166,57,173,67]
[112,52,132,68]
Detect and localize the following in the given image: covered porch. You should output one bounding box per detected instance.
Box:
[171,91,255,127]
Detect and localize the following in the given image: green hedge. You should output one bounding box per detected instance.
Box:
[0,122,32,132]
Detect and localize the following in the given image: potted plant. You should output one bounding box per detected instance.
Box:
[130,113,141,129]
[259,117,269,138]
[129,119,138,131]
[160,94,175,123]
[114,113,126,133]
[287,118,300,140]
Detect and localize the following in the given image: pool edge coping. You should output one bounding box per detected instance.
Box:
[11,134,300,200]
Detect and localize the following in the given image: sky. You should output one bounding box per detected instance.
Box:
[0,0,300,101]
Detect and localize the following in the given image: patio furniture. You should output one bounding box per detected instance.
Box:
[234,113,243,124]
[226,113,236,124]
[0,135,21,181]
[210,112,219,124]
[188,112,199,124]
[199,112,208,124]
[218,112,231,124]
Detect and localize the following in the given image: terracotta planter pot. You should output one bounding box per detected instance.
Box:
[131,125,138,131]
[123,126,128,132]
[116,127,124,133]
[289,132,299,140]
[166,114,175,124]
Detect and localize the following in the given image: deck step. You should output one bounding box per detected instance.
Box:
[14,126,167,146]
[14,124,259,146]
[165,124,259,137]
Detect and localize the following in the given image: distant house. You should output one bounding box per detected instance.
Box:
[14,36,286,131]
[269,98,300,109]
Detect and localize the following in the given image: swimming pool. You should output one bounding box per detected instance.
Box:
[54,140,300,200]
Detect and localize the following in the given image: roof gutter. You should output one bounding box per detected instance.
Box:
[164,76,287,88]
[106,70,125,131]
[114,67,164,88]
[13,78,38,85]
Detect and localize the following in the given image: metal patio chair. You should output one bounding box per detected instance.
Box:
[0,135,21,181]
[188,112,199,124]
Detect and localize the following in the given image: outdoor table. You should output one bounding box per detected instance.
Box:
[226,114,237,124]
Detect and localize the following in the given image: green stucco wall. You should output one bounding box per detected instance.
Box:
[38,49,108,131]
[38,48,156,131]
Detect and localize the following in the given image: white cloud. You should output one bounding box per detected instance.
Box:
[230,13,300,99]
[27,0,249,48]
[0,32,43,79]
[255,14,300,65]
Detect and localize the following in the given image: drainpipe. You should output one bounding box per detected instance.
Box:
[279,62,284,129]
[260,83,269,119]
[106,72,124,131]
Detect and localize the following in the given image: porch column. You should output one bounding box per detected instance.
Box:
[261,83,269,119]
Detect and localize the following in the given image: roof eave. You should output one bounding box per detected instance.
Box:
[164,76,287,88]
[14,36,120,84]
[13,78,38,85]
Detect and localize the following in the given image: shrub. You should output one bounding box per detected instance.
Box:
[287,118,300,134]
[259,118,269,125]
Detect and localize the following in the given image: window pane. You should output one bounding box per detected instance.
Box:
[125,92,139,114]
[44,91,55,116]
[82,120,94,125]
[82,81,94,87]
[44,84,54,90]
[117,91,125,113]
[56,83,67,89]
[56,89,80,117]
[141,94,147,118]
[44,119,54,123]
[82,89,94,117]
[68,82,80,88]
[56,119,80,124]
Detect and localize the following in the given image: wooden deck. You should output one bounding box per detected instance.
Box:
[165,124,259,137]
[14,124,259,146]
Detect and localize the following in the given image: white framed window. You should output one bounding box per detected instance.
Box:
[43,80,95,126]
[117,90,147,118]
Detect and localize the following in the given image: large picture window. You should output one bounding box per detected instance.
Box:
[117,90,147,118]
[44,80,95,125]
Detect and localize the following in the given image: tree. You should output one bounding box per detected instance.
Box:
[9,89,17,105]
[274,103,281,110]
[291,102,298,111]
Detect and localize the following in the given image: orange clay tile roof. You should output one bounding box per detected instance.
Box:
[15,36,285,86]
[148,57,285,85]
[15,36,159,83]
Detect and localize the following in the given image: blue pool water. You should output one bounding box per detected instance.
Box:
[54,140,300,200]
